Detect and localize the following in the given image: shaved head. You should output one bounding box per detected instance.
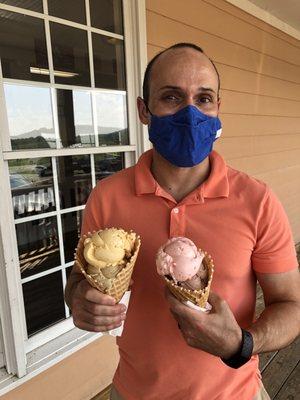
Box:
[143,43,220,104]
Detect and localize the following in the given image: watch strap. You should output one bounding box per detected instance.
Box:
[221,328,254,369]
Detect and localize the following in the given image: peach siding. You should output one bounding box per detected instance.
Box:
[146,0,300,242]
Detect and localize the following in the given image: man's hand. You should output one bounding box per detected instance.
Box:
[71,279,127,332]
[165,289,242,359]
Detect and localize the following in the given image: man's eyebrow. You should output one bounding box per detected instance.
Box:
[199,87,216,94]
[158,85,216,94]
[158,86,182,92]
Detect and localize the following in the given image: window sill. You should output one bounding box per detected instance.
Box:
[0,327,102,396]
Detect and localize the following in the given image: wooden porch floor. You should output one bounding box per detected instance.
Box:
[93,248,300,400]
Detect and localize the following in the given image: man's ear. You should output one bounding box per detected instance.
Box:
[137,96,150,125]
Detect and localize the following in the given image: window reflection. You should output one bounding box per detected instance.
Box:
[4,84,55,150]
[57,155,92,209]
[95,152,124,181]
[92,34,126,90]
[90,0,123,34]
[56,89,95,148]
[16,216,60,279]
[0,0,43,12]
[50,22,90,86]
[9,158,55,219]
[48,0,86,24]
[62,210,83,263]
[22,271,65,336]
[0,10,49,81]
[96,92,128,145]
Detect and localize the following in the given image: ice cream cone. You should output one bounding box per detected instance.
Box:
[164,250,214,308]
[75,230,141,303]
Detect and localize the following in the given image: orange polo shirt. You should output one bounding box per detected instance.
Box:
[82,150,298,400]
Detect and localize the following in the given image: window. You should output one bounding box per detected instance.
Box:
[0,0,147,382]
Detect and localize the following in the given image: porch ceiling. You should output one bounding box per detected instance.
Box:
[248,0,300,32]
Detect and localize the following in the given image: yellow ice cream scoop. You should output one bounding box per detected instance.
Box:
[84,228,136,271]
[75,227,141,300]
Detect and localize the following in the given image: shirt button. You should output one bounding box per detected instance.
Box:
[173,208,179,213]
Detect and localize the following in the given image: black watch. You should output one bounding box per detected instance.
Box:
[221,329,253,369]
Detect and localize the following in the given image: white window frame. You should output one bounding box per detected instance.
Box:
[0,0,147,395]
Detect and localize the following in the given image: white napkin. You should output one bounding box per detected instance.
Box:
[184,300,212,313]
[103,290,131,337]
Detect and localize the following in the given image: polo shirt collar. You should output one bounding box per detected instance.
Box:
[135,149,229,201]
[201,150,229,199]
[135,150,156,195]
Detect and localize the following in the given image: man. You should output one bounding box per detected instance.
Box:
[65,43,300,400]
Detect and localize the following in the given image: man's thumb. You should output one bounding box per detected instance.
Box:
[208,291,225,311]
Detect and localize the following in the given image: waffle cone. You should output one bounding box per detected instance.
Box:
[164,250,214,308]
[74,231,141,303]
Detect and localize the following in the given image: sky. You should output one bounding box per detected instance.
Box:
[4,83,128,138]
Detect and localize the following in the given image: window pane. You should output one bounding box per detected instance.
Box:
[22,271,65,336]
[90,0,123,34]
[4,84,55,150]
[57,155,92,209]
[96,92,128,145]
[0,10,49,81]
[16,216,60,279]
[92,34,125,90]
[48,0,86,24]
[95,152,124,181]
[0,0,43,12]
[56,89,95,148]
[50,22,90,86]
[61,210,83,263]
[9,158,55,219]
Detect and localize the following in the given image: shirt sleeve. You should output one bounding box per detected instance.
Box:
[81,183,103,235]
[252,188,298,273]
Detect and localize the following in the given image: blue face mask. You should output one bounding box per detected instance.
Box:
[148,105,222,167]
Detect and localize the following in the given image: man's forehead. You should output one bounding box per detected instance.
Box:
[150,48,218,88]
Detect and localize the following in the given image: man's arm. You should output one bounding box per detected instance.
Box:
[165,267,300,359]
[249,268,300,353]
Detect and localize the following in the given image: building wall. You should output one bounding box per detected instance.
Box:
[1,336,119,400]
[146,0,300,243]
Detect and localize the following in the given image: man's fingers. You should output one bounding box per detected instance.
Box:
[84,313,126,326]
[75,320,123,333]
[165,287,204,325]
[83,301,126,316]
[76,280,116,305]
[73,308,126,328]
[85,289,116,305]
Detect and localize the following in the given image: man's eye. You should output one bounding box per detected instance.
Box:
[199,97,212,103]
[163,95,179,101]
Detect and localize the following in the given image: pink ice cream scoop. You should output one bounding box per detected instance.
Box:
[156,237,205,285]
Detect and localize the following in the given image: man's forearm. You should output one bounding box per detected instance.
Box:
[249,301,300,354]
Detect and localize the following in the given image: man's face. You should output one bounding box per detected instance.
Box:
[138,48,220,124]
